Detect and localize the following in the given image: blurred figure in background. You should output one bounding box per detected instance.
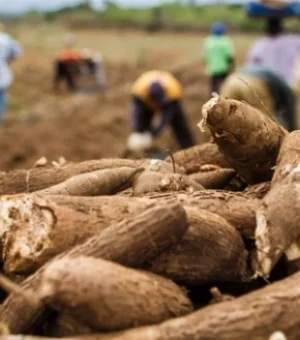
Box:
[80,48,106,91]
[203,22,235,94]
[247,18,300,86]
[53,33,82,92]
[0,22,22,119]
[53,34,106,93]
[220,17,300,131]
[93,52,106,90]
[127,70,195,152]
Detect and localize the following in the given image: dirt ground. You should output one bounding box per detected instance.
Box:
[0,27,257,171]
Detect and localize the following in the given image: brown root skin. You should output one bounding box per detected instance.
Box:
[254,181,300,278]
[200,97,287,184]
[271,130,300,187]
[0,195,152,274]
[84,271,300,340]
[0,159,184,196]
[188,167,236,189]
[0,324,10,336]
[165,142,230,174]
[132,171,204,195]
[284,241,300,275]
[0,273,40,309]
[43,312,94,337]
[46,313,92,337]
[35,167,143,196]
[39,256,193,332]
[47,194,149,212]
[243,182,271,199]
[209,287,235,305]
[0,159,143,195]
[145,190,259,239]
[0,199,188,334]
[148,207,249,285]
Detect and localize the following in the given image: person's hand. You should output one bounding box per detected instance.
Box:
[127,132,153,151]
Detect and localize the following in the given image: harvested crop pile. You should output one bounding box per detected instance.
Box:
[0,96,298,340]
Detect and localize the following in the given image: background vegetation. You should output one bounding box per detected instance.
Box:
[8,1,300,33]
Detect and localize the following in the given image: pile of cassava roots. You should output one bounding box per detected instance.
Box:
[0,95,300,340]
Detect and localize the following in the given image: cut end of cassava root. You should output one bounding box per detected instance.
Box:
[0,195,56,273]
[198,94,220,132]
[255,207,272,278]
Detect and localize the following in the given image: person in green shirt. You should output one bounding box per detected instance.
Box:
[203,22,235,94]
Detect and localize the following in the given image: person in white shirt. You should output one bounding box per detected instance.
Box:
[220,17,300,131]
[247,18,300,86]
[0,22,22,119]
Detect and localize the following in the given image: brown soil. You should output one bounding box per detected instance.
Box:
[0,62,210,171]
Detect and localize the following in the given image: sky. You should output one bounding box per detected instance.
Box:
[0,0,243,14]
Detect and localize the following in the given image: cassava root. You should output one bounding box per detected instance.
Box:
[199,96,287,184]
[0,199,188,334]
[39,256,193,331]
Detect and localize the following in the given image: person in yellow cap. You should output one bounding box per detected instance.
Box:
[127,70,195,151]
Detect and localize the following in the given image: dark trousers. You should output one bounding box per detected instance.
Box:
[131,97,195,149]
[240,65,296,131]
[53,60,79,91]
[211,72,229,94]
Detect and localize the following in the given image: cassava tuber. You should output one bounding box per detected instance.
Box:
[188,167,236,189]
[35,167,142,196]
[39,256,193,331]
[0,194,152,274]
[271,130,300,187]
[254,166,300,278]
[0,199,188,334]
[148,206,249,285]
[94,271,300,340]
[0,158,184,195]
[132,171,204,195]
[146,191,259,238]
[199,96,287,184]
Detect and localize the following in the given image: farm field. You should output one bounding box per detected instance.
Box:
[2,22,300,340]
[0,25,257,170]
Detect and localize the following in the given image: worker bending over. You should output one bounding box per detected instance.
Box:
[128,70,195,151]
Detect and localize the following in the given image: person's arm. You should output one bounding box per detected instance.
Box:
[7,38,22,65]
[150,102,176,137]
